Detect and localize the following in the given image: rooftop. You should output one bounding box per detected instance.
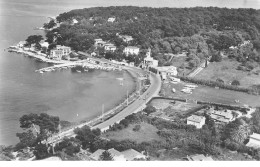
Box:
[187,115,205,123]
[209,109,233,119]
[250,133,260,141]
[89,149,105,160]
[121,149,145,161]
[246,133,260,149]
[188,154,214,161]
[107,148,122,157]
[156,66,177,71]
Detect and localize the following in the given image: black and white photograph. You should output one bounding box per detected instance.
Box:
[1,0,260,164]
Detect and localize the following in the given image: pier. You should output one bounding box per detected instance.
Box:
[35,59,122,73]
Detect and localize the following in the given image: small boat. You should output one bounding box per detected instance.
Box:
[39,71,44,74]
[84,69,88,72]
[76,70,81,73]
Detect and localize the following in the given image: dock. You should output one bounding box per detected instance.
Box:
[35,59,122,73]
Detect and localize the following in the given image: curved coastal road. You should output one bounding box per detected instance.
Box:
[47,64,161,144]
[92,67,161,131]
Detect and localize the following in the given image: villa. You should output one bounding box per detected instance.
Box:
[49,45,71,60]
[108,17,116,23]
[187,115,206,129]
[123,46,140,56]
[121,149,147,161]
[208,108,234,124]
[119,35,133,43]
[94,39,106,47]
[104,43,117,52]
[246,133,260,149]
[40,41,49,48]
[156,66,178,77]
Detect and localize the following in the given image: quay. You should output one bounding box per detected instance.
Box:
[35,59,122,73]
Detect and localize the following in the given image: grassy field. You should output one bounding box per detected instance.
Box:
[161,81,260,107]
[102,122,163,143]
[149,99,200,120]
[195,58,260,88]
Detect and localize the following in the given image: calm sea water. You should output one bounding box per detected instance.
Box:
[0,0,259,146]
[0,3,135,146]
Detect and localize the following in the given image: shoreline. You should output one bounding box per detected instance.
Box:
[7,46,144,143]
[58,68,141,133]
[8,46,70,64]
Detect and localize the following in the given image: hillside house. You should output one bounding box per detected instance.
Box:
[94,39,106,47]
[187,115,206,129]
[246,133,260,149]
[119,35,133,43]
[156,66,178,77]
[108,17,116,23]
[72,19,78,24]
[121,149,147,161]
[104,43,116,52]
[40,41,49,48]
[49,45,71,60]
[208,109,234,124]
[123,46,140,56]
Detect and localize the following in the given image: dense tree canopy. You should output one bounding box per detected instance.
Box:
[25,35,43,48]
[43,6,260,67]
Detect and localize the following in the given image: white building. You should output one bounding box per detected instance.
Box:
[49,45,71,60]
[94,39,106,47]
[123,46,139,56]
[121,149,146,161]
[72,19,78,24]
[208,109,234,124]
[156,66,178,77]
[246,133,260,149]
[40,41,49,48]
[144,48,158,67]
[119,35,133,43]
[104,43,116,52]
[108,17,116,23]
[187,115,206,129]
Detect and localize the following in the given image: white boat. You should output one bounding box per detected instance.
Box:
[45,69,51,72]
[76,70,81,73]
[84,69,88,72]
[39,71,44,74]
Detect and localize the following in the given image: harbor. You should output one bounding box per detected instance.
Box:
[7,46,123,74]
